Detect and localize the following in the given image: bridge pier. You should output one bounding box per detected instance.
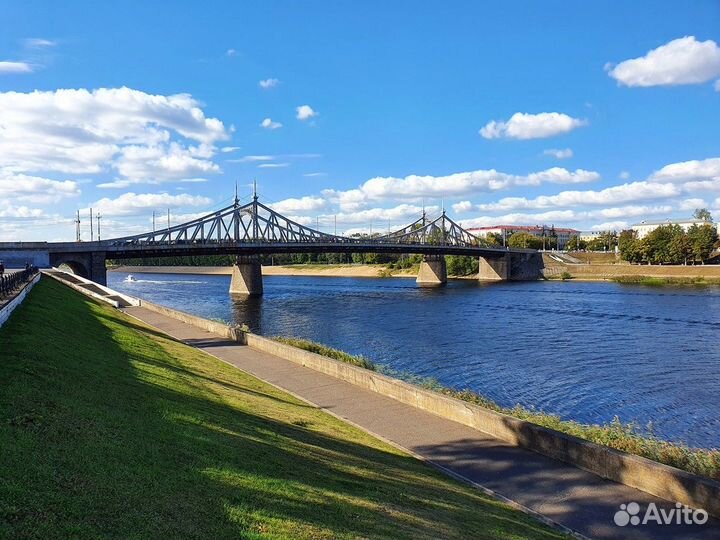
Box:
[479,252,544,281]
[478,254,509,281]
[416,255,447,287]
[229,255,263,295]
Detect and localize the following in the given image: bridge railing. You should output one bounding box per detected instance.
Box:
[0,267,39,300]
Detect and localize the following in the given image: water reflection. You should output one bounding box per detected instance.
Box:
[230,293,264,333]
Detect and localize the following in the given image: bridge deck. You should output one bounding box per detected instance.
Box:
[122,305,718,540]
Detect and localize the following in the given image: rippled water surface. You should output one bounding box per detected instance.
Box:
[109,272,720,448]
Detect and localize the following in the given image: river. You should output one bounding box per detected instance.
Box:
[108,271,720,449]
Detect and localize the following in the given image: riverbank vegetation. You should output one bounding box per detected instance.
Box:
[612,276,720,286]
[0,279,563,540]
[618,222,718,266]
[278,338,720,480]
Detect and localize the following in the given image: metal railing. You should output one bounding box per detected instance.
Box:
[0,267,39,300]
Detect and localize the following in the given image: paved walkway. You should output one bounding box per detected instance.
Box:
[123,305,718,540]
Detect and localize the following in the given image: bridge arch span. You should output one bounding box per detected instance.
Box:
[57,260,89,278]
[49,251,107,285]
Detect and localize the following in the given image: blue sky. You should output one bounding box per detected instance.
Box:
[1,1,719,240]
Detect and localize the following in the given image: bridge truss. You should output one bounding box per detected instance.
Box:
[108,195,487,250]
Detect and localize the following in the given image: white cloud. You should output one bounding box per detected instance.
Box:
[259,78,279,89]
[543,148,573,159]
[460,205,671,229]
[473,182,680,212]
[649,157,720,183]
[258,163,289,168]
[260,118,282,130]
[221,146,241,153]
[0,61,33,74]
[296,105,318,120]
[525,167,598,185]
[480,112,586,140]
[110,143,220,186]
[0,87,229,190]
[229,155,274,163]
[0,205,46,218]
[226,49,238,57]
[0,170,80,203]
[322,204,440,225]
[87,192,212,217]
[452,201,474,213]
[591,221,628,232]
[679,198,708,211]
[619,171,630,180]
[24,38,56,48]
[303,172,327,177]
[715,80,720,92]
[322,167,599,211]
[271,196,328,214]
[608,36,720,87]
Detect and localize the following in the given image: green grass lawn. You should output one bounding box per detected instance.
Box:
[0,278,565,540]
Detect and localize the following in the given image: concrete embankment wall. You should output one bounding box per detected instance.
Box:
[542,256,720,280]
[0,272,41,327]
[43,277,720,517]
[43,270,139,308]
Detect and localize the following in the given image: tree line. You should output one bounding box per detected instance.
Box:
[618,223,718,265]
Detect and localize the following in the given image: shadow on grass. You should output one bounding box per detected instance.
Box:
[0,278,563,540]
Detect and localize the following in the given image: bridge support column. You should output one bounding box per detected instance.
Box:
[416,255,447,287]
[90,251,107,286]
[479,254,509,281]
[230,255,263,295]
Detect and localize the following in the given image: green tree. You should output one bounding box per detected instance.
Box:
[640,225,684,264]
[693,208,713,222]
[445,255,479,276]
[484,232,503,247]
[618,230,642,263]
[565,235,585,251]
[687,223,718,264]
[507,232,542,249]
[668,228,692,265]
[586,237,606,251]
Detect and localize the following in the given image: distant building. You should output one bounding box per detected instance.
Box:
[630,218,720,239]
[468,225,580,250]
[579,231,602,242]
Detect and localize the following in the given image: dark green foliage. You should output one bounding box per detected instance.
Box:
[619,224,718,265]
[508,232,543,250]
[445,255,479,276]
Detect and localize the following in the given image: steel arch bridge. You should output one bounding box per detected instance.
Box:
[103,194,496,257]
[1,194,543,290]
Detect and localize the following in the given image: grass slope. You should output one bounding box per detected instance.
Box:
[0,279,563,540]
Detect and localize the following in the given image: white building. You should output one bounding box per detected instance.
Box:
[631,218,719,239]
[467,225,579,250]
[579,231,602,242]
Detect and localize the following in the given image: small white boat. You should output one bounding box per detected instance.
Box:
[124,274,137,282]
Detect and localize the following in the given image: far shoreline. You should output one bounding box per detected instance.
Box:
[108,262,720,284]
[109,264,418,279]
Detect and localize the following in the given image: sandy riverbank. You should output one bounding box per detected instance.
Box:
[110,264,417,278]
